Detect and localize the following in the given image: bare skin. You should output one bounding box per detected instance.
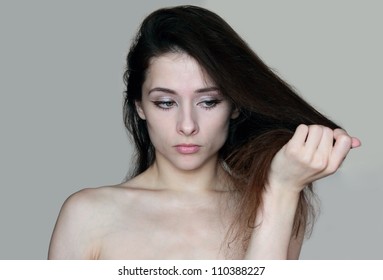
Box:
[48,127,360,260]
[48,53,361,259]
[48,176,243,259]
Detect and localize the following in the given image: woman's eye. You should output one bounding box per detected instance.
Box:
[199,99,221,109]
[153,100,176,110]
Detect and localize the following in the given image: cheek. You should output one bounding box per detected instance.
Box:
[145,117,172,145]
[203,112,231,139]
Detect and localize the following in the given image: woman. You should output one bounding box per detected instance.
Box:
[48,5,360,259]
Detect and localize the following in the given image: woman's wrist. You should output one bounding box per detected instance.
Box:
[264,181,303,201]
[245,184,301,259]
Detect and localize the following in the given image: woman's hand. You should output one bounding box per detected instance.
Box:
[267,124,361,194]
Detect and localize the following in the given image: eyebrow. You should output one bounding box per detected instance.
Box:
[147,86,220,95]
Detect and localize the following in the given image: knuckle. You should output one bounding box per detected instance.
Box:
[298,124,307,129]
[297,124,308,133]
[322,126,334,137]
[309,124,324,135]
[334,134,352,150]
[285,144,299,156]
[338,134,352,147]
[299,153,312,166]
[334,128,346,135]
[326,163,339,175]
[312,157,328,171]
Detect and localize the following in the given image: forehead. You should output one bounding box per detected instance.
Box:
[143,53,215,89]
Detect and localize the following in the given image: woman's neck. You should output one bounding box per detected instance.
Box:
[142,155,230,194]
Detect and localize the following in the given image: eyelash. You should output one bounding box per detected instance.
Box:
[152,99,222,111]
[153,100,175,110]
[199,99,222,110]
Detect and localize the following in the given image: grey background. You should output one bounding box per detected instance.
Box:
[0,0,381,259]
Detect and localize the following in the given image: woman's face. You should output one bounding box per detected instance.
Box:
[136,52,238,172]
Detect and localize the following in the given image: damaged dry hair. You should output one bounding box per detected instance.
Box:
[123,5,339,251]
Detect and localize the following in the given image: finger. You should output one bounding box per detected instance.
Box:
[304,125,324,153]
[333,129,353,149]
[334,129,361,149]
[327,129,353,172]
[351,137,362,149]
[289,124,309,147]
[316,126,334,155]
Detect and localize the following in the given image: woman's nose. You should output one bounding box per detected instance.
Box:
[176,106,199,136]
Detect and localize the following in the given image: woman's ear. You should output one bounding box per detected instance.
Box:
[135,101,146,120]
[231,106,240,119]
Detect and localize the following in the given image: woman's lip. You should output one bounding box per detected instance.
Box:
[174,144,200,154]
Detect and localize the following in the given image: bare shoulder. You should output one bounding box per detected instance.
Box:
[55,183,147,217]
[54,186,119,222]
[48,184,143,259]
[61,185,127,209]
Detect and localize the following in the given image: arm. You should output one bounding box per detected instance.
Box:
[287,221,306,259]
[48,189,99,259]
[245,124,361,259]
[245,188,300,259]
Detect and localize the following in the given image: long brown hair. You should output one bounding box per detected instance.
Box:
[123,5,340,250]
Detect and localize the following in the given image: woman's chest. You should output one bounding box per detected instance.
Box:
[96,207,241,259]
